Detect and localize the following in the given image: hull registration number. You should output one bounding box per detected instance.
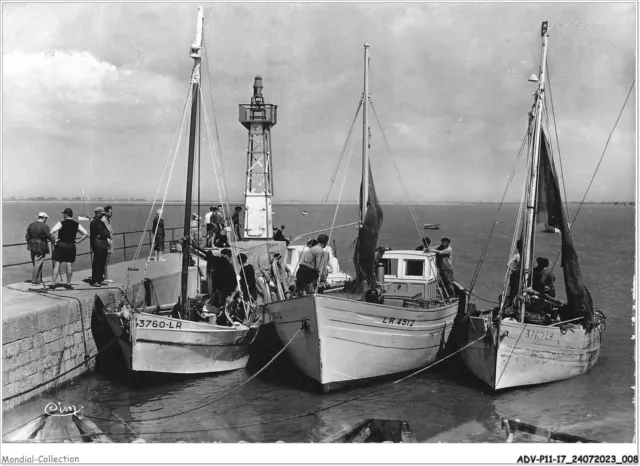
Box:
[382,317,415,327]
[136,319,182,329]
[524,329,553,340]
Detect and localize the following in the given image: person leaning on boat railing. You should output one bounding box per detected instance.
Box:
[295,233,330,295]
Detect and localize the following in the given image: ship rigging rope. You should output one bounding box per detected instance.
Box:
[368,96,424,246]
[321,94,365,204]
[316,108,361,288]
[127,86,193,305]
[84,327,304,425]
[468,130,529,293]
[549,77,635,273]
[31,332,488,442]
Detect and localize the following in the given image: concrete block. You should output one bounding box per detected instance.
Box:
[28,347,43,362]
[43,329,58,344]
[6,351,30,370]
[34,333,45,347]
[4,341,20,358]
[73,333,83,345]
[24,364,38,377]
[18,336,34,353]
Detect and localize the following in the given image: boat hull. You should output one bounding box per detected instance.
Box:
[267,294,460,389]
[129,312,254,374]
[460,315,601,390]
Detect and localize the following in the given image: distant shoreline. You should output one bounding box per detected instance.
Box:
[2,200,635,206]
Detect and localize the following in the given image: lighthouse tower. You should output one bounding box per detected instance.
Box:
[239,76,277,240]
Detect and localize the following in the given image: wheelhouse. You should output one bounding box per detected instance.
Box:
[378,250,440,301]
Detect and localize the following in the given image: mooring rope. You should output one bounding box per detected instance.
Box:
[30,331,487,442]
[85,326,304,425]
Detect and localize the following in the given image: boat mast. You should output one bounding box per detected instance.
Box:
[519,21,549,322]
[360,42,370,224]
[181,6,204,317]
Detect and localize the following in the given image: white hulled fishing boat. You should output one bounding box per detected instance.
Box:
[459,22,606,390]
[266,43,467,391]
[94,7,263,375]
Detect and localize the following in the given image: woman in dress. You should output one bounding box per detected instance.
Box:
[152,209,165,261]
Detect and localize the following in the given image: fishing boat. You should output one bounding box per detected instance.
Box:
[459,22,606,390]
[423,223,440,230]
[94,7,262,375]
[266,43,467,391]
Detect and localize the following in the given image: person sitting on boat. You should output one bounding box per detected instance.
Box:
[238,253,258,302]
[415,237,431,251]
[429,237,455,297]
[504,239,523,307]
[295,233,329,295]
[531,256,556,315]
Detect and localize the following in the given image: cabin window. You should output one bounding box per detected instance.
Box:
[404,259,424,278]
[285,249,294,266]
[381,258,398,277]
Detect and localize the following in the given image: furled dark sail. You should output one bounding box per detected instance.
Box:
[353,163,384,287]
[536,128,593,323]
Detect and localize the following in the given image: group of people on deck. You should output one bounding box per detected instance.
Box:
[504,239,557,318]
[24,206,115,289]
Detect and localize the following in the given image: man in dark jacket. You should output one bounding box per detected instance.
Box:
[25,212,55,284]
[238,253,258,302]
[89,207,111,287]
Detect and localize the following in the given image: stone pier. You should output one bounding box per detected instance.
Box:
[2,254,194,411]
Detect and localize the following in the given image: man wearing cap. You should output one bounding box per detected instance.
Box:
[295,233,329,295]
[429,237,455,296]
[50,208,88,289]
[89,207,111,287]
[25,212,56,284]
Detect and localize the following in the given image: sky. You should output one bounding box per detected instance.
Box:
[2,2,636,203]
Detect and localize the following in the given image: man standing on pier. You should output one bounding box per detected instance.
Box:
[50,208,88,289]
[89,207,111,287]
[25,212,55,285]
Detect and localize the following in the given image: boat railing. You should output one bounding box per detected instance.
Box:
[2,226,184,282]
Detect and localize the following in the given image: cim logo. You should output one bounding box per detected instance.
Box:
[44,401,83,417]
